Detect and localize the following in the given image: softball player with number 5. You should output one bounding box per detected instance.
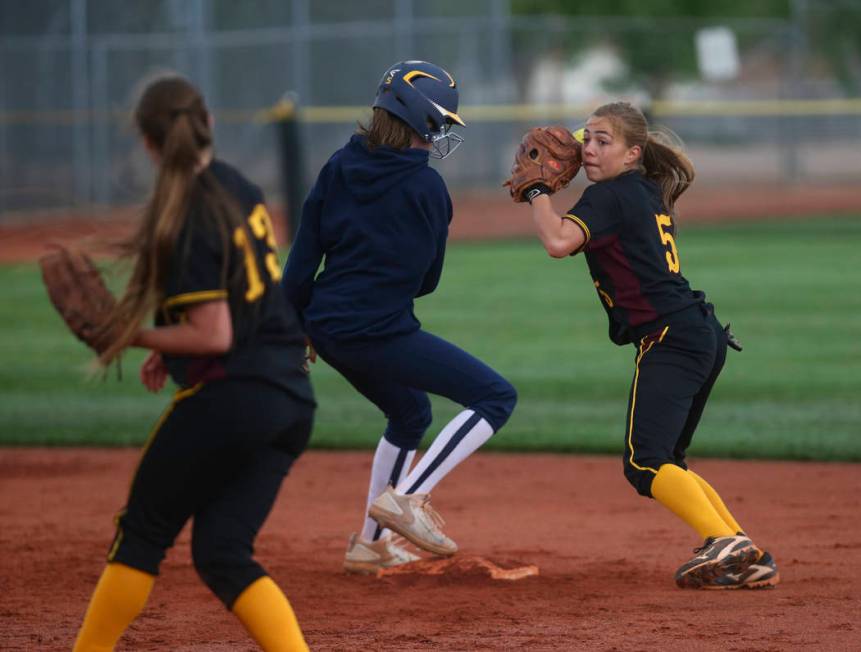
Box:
[511,102,779,590]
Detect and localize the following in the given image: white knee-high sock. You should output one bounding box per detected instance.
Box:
[362,437,415,541]
[396,410,494,496]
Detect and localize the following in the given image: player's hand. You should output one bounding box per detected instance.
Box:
[140,350,168,393]
[303,337,317,373]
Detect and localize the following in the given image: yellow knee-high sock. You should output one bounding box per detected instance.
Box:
[688,469,744,534]
[72,563,155,652]
[651,464,736,540]
[232,576,308,652]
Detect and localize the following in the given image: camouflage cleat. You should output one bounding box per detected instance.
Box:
[675,535,760,589]
[702,550,780,590]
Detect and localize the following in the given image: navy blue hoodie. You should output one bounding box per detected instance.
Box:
[281,134,452,342]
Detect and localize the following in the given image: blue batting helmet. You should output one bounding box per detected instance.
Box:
[373,60,465,159]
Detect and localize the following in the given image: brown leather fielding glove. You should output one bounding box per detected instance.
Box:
[39,245,117,355]
[503,126,582,203]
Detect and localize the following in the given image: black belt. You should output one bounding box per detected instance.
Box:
[629,301,706,341]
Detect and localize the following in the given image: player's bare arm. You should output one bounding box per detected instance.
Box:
[528,194,586,258]
[133,299,232,355]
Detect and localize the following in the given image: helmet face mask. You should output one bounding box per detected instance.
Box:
[430,124,464,159]
[373,60,465,159]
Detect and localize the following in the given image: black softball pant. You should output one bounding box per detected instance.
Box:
[622,303,728,497]
[108,378,314,609]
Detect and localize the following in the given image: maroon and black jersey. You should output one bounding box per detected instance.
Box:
[565,170,702,345]
[157,159,313,404]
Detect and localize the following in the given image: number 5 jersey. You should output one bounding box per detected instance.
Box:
[563,170,705,345]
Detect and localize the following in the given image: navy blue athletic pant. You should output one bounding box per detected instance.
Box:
[312,329,517,449]
[109,378,313,609]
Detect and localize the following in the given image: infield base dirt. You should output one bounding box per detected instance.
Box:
[1,450,860,651]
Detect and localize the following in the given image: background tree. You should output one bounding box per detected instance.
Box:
[511,0,791,99]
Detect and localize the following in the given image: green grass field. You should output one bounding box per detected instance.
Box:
[1,216,859,460]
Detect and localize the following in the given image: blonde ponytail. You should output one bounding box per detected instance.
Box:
[641,129,695,213]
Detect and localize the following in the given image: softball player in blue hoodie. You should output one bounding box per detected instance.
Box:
[282,61,517,572]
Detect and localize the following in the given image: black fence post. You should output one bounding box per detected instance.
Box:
[269,94,305,244]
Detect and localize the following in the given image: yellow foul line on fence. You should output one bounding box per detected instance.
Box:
[292,98,861,122]
[281,98,861,122]
[651,98,861,116]
[2,99,861,125]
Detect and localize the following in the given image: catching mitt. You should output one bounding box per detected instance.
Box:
[39,245,117,356]
[504,126,582,202]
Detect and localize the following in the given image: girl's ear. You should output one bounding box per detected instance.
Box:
[625,144,642,166]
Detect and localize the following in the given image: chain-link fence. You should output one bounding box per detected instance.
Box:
[1,0,859,216]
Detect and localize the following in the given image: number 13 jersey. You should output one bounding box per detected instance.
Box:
[157,159,314,403]
[564,170,703,345]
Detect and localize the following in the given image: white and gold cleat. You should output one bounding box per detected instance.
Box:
[343,532,421,575]
[368,486,457,556]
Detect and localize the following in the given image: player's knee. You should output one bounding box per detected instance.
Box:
[476,377,517,432]
[108,518,168,575]
[383,402,432,449]
[500,380,518,417]
[383,407,433,450]
[623,462,656,498]
[192,539,264,608]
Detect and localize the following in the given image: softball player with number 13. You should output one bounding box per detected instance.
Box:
[72,76,315,651]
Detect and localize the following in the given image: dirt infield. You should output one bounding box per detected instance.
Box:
[2,183,860,263]
[1,449,859,651]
